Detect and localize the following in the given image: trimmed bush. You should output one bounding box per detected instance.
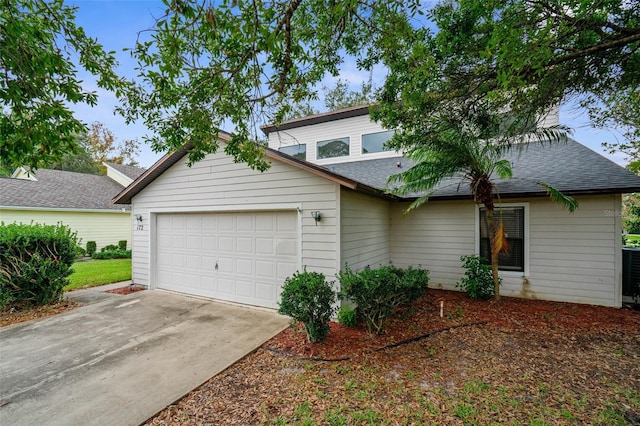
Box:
[278,269,336,343]
[118,240,127,251]
[91,250,132,260]
[0,223,78,308]
[337,305,357,327]
[86,241,97,257]
[75,245,87,258]
[457,255,497,300]
[100,244,119,252]
[338,265,429,334]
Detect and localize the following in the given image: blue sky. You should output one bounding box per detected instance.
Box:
[69,0,627,168]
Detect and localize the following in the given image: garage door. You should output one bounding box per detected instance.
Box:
[155,211,298,309]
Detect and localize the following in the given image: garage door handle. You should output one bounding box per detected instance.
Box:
[215,262,218,270]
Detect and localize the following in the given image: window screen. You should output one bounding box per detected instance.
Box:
[479,207,525,272]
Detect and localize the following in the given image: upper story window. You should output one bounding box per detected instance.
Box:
[362,130,394,154]
[479,206,526,273]
[279,144,307,160]
[317,137,350,159]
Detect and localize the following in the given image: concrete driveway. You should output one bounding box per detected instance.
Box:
[0,288,288,426]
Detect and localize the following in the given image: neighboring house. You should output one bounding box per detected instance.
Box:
[1,164,145,250]
[114,106,640,309]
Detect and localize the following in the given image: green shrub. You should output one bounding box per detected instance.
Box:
[101,244,119,252]
[338,265,429,334]
[92,250,132,260]
[0,222,78,308]
[86,241,97,256]
[118,240,127,250]
[457,255,498,300]
[337,305,357,327]
[75,245,87,258]
[278,269,336,343]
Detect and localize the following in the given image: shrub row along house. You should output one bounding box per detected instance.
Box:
[113,106,640,309]
[0,162,145,249]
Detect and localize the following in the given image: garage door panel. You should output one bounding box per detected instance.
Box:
[255,215,274,231]
[218,236,234,251]
[236,237,254,253]
[218,215,234,230]
[277,261,297,280]
[155,211,298,309]
[255,260,274,278]
[256,238,274,255]
[277,239,297,256]
[277,214,296,231]
[236,258,253,275]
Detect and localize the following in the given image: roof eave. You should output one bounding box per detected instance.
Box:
[261,104,373,135]
[407,187,640,202]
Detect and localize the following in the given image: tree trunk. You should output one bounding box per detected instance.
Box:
[485,205,500,299]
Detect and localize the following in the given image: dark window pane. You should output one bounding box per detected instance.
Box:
[362,131,393,154]
[279,144,306,160]
[479,207,525,272]
[317,137,350,159]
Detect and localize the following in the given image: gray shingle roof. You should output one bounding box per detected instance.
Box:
[1,169,130,211]
[103,162,146,180]
[324,139,640,199]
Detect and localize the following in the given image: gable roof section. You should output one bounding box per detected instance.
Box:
[325,139,640,199]
[113,135,396,205]
[113,137,640,205]
[103,162,147,180]
[1,169,130,211]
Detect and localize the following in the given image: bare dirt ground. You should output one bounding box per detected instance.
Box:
[146,290,640,425]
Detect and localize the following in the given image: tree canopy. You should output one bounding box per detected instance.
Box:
[0,0,123,171]
[1,0,637,171]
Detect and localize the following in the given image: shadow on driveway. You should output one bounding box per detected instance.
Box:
[0,290,288,426]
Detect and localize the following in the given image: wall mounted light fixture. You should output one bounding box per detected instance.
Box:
[311,211,321,225]
[134,214,143,223]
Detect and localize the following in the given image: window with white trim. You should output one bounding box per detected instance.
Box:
[479,206,525,272]
[362,130,393,154]
[317,137,350,159]
[279,144,306,160]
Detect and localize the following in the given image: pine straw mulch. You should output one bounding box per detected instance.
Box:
[0,285,145,328]
[146,289,640,425]
[105,284,146,295]
[0,299,77,328]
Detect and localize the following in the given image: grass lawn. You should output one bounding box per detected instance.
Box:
[626,234,640,242]
[66,258,132,291]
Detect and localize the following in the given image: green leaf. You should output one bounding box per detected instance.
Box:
[537,182,579,213]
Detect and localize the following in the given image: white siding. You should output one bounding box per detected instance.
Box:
[0,209,131,250]
[130,151,340,287]
[268,114,399,165]
[390,195,622,307]
[340,189,390,270]
[390,200,475,284]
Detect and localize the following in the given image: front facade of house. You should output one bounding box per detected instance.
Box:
[116,107,638,309]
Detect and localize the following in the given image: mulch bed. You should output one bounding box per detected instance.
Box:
[264,289,640,361]
[146,289,640,425]
[0,299,77,328]
[105,285,146,295]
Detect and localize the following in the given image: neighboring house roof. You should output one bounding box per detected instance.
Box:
[325,139,640,200]
[113,136,640,205]
[1,169,130,211]
[103,162,146,180]
[261,104,372,135]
